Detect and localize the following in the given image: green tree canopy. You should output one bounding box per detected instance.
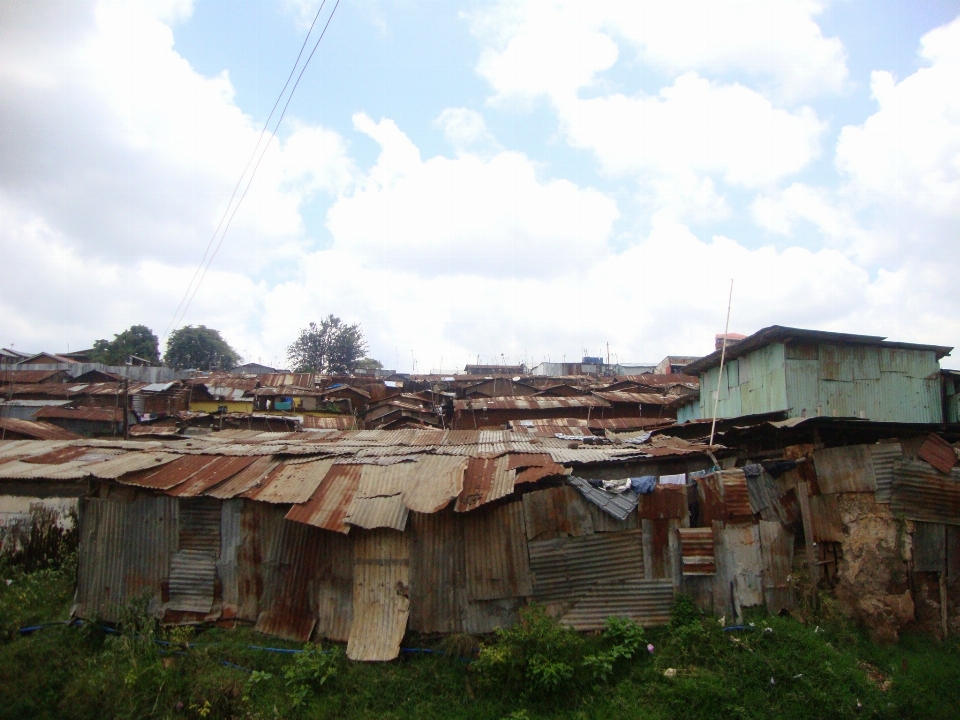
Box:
[287,316,368,374]
[355,357,383,370]
[164,325,241,370]
[90,325,160,365]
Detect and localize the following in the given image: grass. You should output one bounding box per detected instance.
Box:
[0,565,958,720]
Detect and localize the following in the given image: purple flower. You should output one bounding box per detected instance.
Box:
[647,643,655,654]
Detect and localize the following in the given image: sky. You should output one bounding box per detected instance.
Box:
[1,0,959,372]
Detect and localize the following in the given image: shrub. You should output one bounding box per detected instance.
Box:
[474,604,648,699]
[284,643,342,707]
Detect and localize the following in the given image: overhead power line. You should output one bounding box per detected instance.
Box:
[164,0,341,339]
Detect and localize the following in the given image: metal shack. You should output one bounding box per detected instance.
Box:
[679,326,952,424]
[16,429,711,661]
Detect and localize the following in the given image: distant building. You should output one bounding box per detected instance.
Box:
[463,364,525,376]
[715,333,747,351]
[653,356,700,375]
[610,363,657,375]
[680,325,952,424]
[233,362,281,374]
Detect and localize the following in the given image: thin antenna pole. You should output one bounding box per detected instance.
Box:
[709,279,734,447]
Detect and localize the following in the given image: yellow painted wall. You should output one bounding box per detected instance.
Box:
[189,401,254,413]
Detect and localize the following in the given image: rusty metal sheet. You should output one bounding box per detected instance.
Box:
[696,472,725,525]
[20,446,111,465]
[871,442,903,503]
[0,458,97,480]
[0,419,81,440]
[243,458,337,504]
[409,511,468,634]
[120,455,221,492]
[642,518,679,581]
[722,470,753,520]
[75,498,127,621]
[808,494,843,542]
[559,579,674,630]
[759,520,795,614]
[402,455,467,514]
[812,445,877,493]
[514,462,570,486]
[522,485,595,540]
[506,453,552,470]
[455,455,516,512]
[918,434,958,474]
[913,522,946,573]
[891,459,960,526]
[87,451,180,479]
[235,502,287,622]
[529,528,644,603]
[344,463,416,531]
[169,456,259,497]
[723,523,764,610]
[456,396,612,411]
[218,499,243,619]
[35,406,124,422]
[463,500,532,601]
[679,527,715,575]
[347,529,410,661]
[637,485,687,521]
[255,520,352,643]
[286,464,361,534]
[205,456,281,499]
[168,498,221,614]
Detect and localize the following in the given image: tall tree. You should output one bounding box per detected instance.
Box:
[287,315,368,374]
[90,325,161,365]
[164,325,241,370]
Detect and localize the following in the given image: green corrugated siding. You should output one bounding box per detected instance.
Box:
[701,342,942,423]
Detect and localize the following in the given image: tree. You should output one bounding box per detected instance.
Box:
[90,325,160,365]
[355,357,383,370]
[164,325,241,370]
[287,315,368,374]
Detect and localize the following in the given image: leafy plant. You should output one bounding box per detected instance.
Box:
[283,643,342,707]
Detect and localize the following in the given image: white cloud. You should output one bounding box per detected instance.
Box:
[325,113,619,278]
[472,0,848,105]
[564,73,825,187]
[435,107,499,154]
[832,14,960,263]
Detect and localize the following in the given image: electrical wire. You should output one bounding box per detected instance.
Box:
[165,0,339,338]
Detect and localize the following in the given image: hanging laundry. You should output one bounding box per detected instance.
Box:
[659,473,686,486]
[630,476,657,494]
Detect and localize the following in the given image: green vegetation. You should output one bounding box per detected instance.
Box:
[164,325,242,371]
[286,315,368,374]
[91,324,161,365]
[0,570,958,720]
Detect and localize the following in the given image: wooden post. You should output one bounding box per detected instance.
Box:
[797,480,819,608]
[709,280,734,447]
[122,377,129,440]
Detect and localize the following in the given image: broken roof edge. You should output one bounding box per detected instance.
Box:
[684,325,953,375]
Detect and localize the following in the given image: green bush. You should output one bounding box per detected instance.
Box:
[284,642,342,707]
[474,604,648,698]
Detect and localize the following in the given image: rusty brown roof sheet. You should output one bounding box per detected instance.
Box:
[34,406,125,422]
[205,456,281,499]
[454,396,611,411]
[917,434,958,474]
[455,455,515,512]
[258,372,315,388]
[286,463,361,533]
[120,454,223,491]
[169,455,260,497]
[344,463,416,530]
[0,369,65,384]
[591,391,672,405]
[243,458,338,504]
[0,418,83,440]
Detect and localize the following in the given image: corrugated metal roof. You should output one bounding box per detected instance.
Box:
[87,451,180,479]
[559,579,674,630]
[0,369,64,384]
[243,458,336,504]
[344,463,415,531]
[591,391,671,405]
[528,528,644,603]
[0,457,96,480]
[812,445,877,493]
[514,462,571,486]
[463,500,532,600]
[20,445,115,465]
[169,455,260,497]
[205,456,281,499]
[454,455,515,512]
[890,459,960,526]
[455,396,612,411]
[347,529,411,661]
[286,463,362,534]
[568,476,639,521]
[258,372,315,388]
[402,455,467,514]
[722,470,753,520]
[121,454,222,491]
[0,418,82,440]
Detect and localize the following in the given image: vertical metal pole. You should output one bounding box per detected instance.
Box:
[709,279,734,447]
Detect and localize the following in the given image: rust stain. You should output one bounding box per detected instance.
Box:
[286,463,361,534]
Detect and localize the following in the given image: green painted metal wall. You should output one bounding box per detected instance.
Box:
[945,373,960,424]
[697,342,943,423]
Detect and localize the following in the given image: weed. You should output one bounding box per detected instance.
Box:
[283,642,342,707]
